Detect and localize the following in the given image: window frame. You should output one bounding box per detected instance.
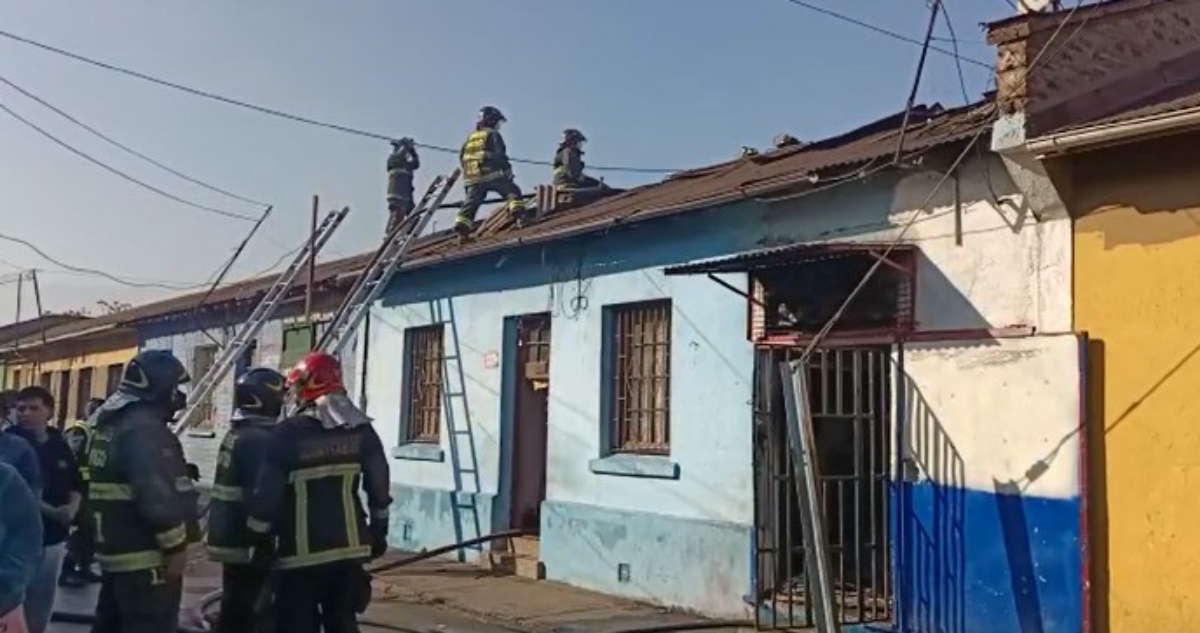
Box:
[400,324,445,445]
[605,299,673,456]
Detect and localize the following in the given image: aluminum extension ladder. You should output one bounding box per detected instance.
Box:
[171,206,350,435]
[313,168,460,356]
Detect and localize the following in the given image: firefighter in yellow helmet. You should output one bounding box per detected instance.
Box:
[455,106,531,237]
[245,352,391,632]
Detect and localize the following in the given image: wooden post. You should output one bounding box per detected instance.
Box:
[306,195,318,347]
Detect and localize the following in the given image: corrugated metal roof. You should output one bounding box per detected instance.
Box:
[1051,88,1200,133]
[663,242,917,276]
[34,101,991,345]
[0,315,88,346]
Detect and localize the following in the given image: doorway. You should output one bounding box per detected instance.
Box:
[752,345,894,628]
[56,370,72,427]
[507,313,551,532]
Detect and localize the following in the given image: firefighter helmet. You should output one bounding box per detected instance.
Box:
[286,351,346,403]
[119,350,190,405]
[562,128,587,145]
[235,367,287,418]
[478,106,507,127]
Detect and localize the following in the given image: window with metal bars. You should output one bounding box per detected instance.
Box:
[402,325,444,444]
[607,300,672,455]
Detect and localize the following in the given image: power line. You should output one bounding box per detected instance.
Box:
[0,29,683,175]
[0,230,211,290]
[779,0,991,69]
[798,0,1089,358]
[0,73,270,208]
[0,98,258,222]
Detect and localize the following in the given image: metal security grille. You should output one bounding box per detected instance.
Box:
[752,346,893,629]
[610,300,672,454]
[404,325,444,443]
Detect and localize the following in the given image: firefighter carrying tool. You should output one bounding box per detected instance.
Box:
[205,367,286,633]
[385,137,420,237]
[86,350,202,633]
[455,105,531,238]
[245,352,392,633]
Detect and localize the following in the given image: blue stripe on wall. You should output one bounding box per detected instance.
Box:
[899,482,1082,633]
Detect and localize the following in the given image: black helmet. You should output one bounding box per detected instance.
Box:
[119,350,190,406]
[562,128,587,144]
[478,106,507,127]
[234,367,286,418]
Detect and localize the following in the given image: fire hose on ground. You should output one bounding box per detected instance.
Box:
[51,527,750,632]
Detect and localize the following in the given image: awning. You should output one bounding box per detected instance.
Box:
[662,242,916,276]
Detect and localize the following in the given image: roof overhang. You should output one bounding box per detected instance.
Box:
[663,242,916,276]
[1026,104,1200,157]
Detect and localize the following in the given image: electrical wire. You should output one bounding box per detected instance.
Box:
[0,73,270,207]
[0,28,682,175]
[779,0,991,68]
[0,97,258,222]
[797,0,1089,359]
[891,0,942,165]
[189,205,274,345]
[0,230,212,291]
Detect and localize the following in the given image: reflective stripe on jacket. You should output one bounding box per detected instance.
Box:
[245,414,392,570]
[459,127,510,185]
[88,402,199,573]
[205,420,272,564]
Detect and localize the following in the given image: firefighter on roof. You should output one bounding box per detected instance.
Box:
[86,350,201,633]
[246,352,392,633]
[206,367,286,633]
[385,137,421,236]
[456,106,530,237]
[553,128,603,190]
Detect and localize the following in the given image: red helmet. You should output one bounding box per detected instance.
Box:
[286,351,345,403]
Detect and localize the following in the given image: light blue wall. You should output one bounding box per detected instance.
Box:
[365,175,909,617]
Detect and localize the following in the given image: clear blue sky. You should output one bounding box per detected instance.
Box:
[0,0,1009,324]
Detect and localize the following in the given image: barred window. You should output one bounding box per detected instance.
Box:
[609,300,672,454]
[403,325,444,443]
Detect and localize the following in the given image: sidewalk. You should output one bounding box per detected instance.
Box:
[50,549,752,633]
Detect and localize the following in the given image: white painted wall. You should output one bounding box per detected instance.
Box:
[899,333,1082,499]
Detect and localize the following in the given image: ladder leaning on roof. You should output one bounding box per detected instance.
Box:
[171,206,350,436]
[313,168,460,357]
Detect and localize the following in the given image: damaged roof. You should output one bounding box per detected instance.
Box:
[27,101,993,345]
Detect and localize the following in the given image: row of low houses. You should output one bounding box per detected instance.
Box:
[3,2,1200,631]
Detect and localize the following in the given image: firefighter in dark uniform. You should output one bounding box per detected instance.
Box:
[455,105,530,237]
[87,350,201,633]
[59,398,105,586]
[246,351,391,633]
[553,128,603,190]
[385,137,420,236]
[205,367,285,633]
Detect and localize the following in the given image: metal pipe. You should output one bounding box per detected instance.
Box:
[1025,104,1200,156]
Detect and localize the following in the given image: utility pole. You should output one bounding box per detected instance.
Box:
[30,270,47,345]
[12,271,24,352]
[306,194,318,348]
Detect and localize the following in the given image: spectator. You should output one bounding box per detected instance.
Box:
[0,424,41,498]
[0,460,42,633]
[10,387,82,633]
[59,397,104,586]
[0,390,18,430]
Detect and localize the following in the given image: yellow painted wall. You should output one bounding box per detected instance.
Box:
[3,330,137,423]
[1058,131,1200,632]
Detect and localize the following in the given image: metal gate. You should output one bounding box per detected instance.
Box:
[752,346,894,629]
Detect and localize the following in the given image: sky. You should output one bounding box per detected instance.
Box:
[0,0,1011,325]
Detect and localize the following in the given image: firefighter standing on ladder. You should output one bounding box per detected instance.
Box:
[385,137,420,236]
[455,106,530,237]
[86,350,201,633]
[205,367,286,633]
[246,352,392,633]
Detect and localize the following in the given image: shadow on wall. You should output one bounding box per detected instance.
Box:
[899,374,967,633]
[1051,132,1200,249]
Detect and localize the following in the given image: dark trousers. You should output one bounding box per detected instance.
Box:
[554,174,603,190]
[216,564,269,633]
[385,199,414,235]
[273,562,363,633]
[63,496,95,575]
[90,568,183,633]
[457,178,524,226]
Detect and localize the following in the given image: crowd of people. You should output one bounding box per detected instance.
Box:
[0,347,390,633]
